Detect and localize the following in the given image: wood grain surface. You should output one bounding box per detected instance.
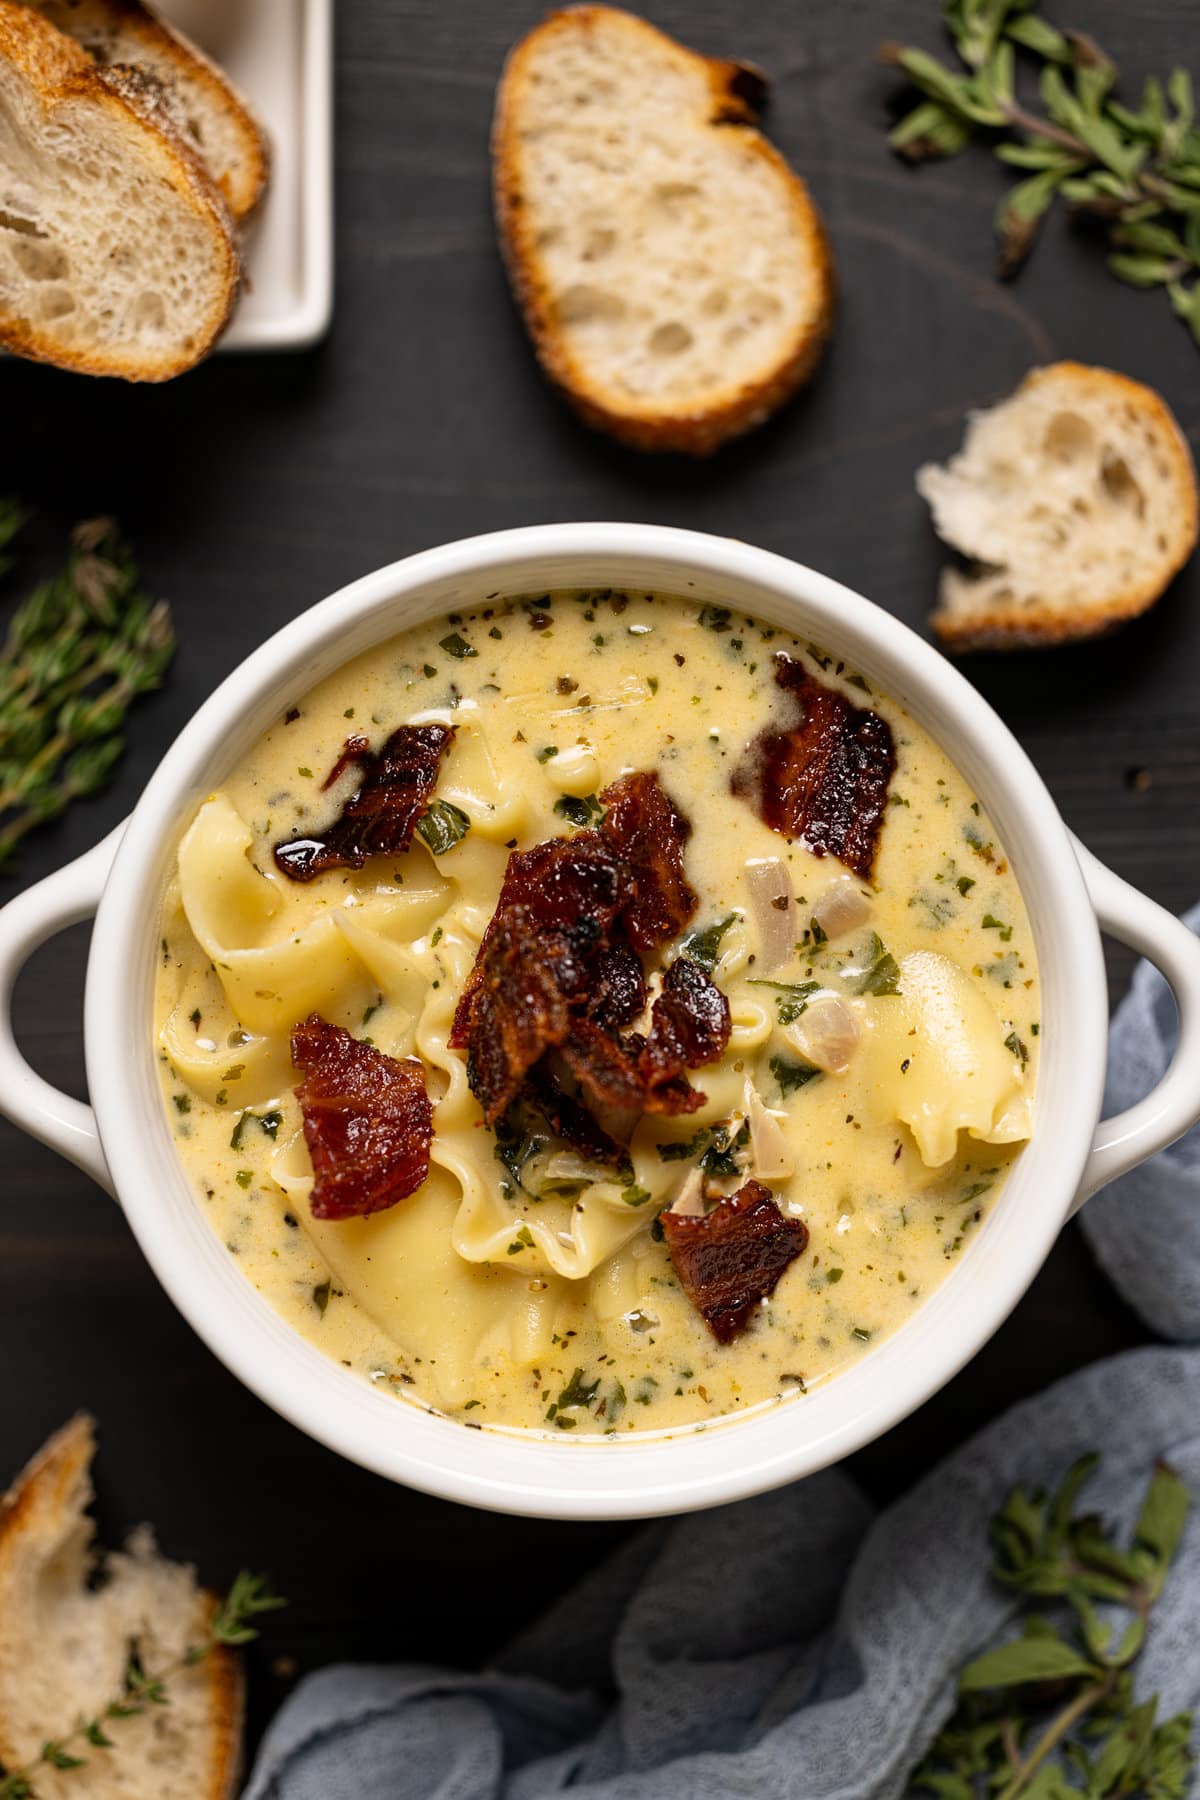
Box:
[0,0,1195,1752]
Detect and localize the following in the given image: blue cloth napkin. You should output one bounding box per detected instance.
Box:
[245,919,1200,1800]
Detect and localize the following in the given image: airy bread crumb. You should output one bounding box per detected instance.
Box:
[0,1416,243,1799]
[0,0,240,379]
[918,362,1198,651]
[492,4,835,454]
[25,0,269,221]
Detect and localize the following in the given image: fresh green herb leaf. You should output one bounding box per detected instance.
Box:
[416,800,471,856]
[554,792,604,829]
[656,1129,712,1162]
[0,515,175,874]
[557,1368,601,1411]
[438,631,477,659]
[622,1184,651,1207]
[748,978,819,1024]
[770,1054,823,1098]
[679,912,738,973]
[912,1453,1193,1800]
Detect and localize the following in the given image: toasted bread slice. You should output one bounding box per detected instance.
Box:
[25,0,269,221]
[0,0,240,380]
[918,362,1198,651]
[0,1415,243,1799]
[492,5,835,454]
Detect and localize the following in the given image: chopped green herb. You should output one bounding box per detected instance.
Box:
[699,604,732,632]
[312,1280,331,1316]
[535,745,559,763]
[416,800,471,855]
[748,978,819,1024]
[506,1225,536,1254]
[235,1170,253,1189]
[622,1184,651,1207]
[258,1111,282,1139]
[679,912,738,973]
[700,1120,750,1177]
[222,1063,245,1081]
[229,1112,249,1150]
[647,676,659,695]
[960,1180,993,1205]
[983,913,1014,942]
[172,1093,191,1116]
[853,934,902,996]
[557,1368,601,1411]
[827,1267,844,1283]
[656,1129,711,1162]
[771,1054,823,1098]
[297,766,313,780]
[1004,1030,1029,1067]
[956,875,976,896]
[438,631,477,659]
[554,792,604,829]
[851,1326,873,1343]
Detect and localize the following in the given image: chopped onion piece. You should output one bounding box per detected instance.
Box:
[745,858,795,971]
[812,876,872,942]
[787,993,863,1075]
[669,1165,707,1216]
[744,1079,795,1179]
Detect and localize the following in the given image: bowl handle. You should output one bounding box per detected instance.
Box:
[1072,839,1200,1211]
[0,826,123,1194]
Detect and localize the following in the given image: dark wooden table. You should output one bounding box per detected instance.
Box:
[1,0,1195,1755]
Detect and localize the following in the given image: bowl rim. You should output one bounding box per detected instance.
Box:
[84,523,1108,1519]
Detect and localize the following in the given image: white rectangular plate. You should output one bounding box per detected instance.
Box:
[159,0,333,350]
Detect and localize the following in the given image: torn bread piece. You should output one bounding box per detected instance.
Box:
[0,1415,243,1799]
[492,4,835,454]
[24,0,269,220]
[0,1,241,379]
[918,362,1198,650]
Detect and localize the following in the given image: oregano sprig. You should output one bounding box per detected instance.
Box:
[0,512,174,871]
[910,1455,1193,1800]
[880,2,1200,340]
[0,1571,285,1799]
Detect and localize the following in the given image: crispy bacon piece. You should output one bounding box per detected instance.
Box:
[732,656,896,880]
[322,734,372,789]
[464,907,590,1125]
[291,1014,432,1219]
[600,771,698,953]
[661,1179,809,1342]
[640,955,731,1094]
[561,1019,706,1117]
[587,939,646,1031]
[449,834,623,1048]
[274,722,455,881]
[521,1067,631,1168]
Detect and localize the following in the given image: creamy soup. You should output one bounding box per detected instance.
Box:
[154,588,1038,1437]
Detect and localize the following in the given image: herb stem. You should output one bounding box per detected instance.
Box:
[997,1675,1114,1800]
[996,98,1087,153]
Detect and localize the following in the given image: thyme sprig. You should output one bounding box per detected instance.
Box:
[911,1455,1193,1800]
[881,1,1200,341]
[0,511,174,871]
[0,1572,285,1799]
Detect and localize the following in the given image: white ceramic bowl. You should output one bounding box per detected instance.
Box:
[3,524,1199,1520]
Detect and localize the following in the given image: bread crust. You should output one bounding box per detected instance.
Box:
[0,0,241,381]
[0,1414,245,1800]
[492,4,836,455]
[27,0,270,220]
[930,362,1199,652]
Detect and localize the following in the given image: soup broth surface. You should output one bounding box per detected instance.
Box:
[155,587,1038,1436]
